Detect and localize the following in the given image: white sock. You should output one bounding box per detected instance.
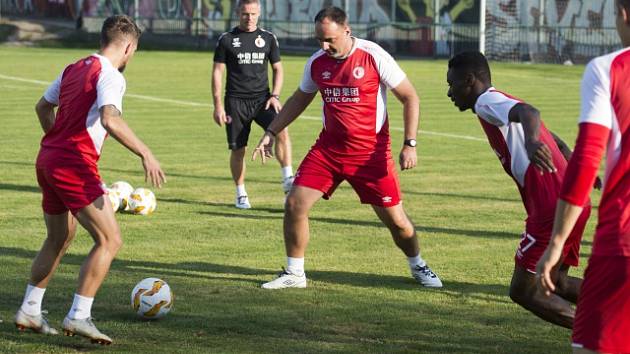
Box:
[20,284,46,316]
[67,294,94,320]
[281,166,293,179]
[236,184,247,197]
[287,257,304,276]
[408,255,426,268]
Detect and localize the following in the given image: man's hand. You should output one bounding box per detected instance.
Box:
[213,108,231,126]
[399,146,417,170]
[526,139,556,174]
[535,244,563,296]
[251,131,275,164]
[265,96,282,113]
[141,152,166,188]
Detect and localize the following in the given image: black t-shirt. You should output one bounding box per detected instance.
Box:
[214,27,281,98]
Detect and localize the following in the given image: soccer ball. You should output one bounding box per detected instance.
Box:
[109,181,134,211]
[105,188,120,212]
[127,188,157,215]
[131,278,173,320]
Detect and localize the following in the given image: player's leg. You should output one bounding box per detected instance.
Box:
[262,149,336,289]
[230,148,247,185]
[283,185,323,258]
[371,204,442,287]
[31,212,77,287]
[553,263,581,303]
[347,158,441,287]
[554,205,589,303]
[226,97,252,209]
[61,196,120,345]
[275,128,294,193]
[73,197,121,297]
[15,211,76,334]
[509,264,574,328]
[261,185,323,289]
[255,100,293,193]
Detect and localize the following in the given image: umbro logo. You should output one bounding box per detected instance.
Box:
[232,38,241,48]
[322,71,331,80]
[282,280,295,285]
[382,196,392,203]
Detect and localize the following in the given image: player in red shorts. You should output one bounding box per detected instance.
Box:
[251,6,442,289]
[14,15,165,345]
[446,51,592,328]
[538,0,630,352]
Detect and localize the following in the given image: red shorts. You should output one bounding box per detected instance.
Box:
[572,255,630,353]
[36,164,106,215]
[514,206,590,273]
[293,148,401,207]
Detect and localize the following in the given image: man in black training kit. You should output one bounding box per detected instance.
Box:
[212,0,293,209]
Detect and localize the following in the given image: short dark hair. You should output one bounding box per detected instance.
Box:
[314,6,347,25]
[619,0,630,11]
[100,15,141,47]
[237,0,260,9]
[448,51,491,84]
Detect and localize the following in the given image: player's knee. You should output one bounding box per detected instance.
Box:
[509,281,535,307]
[387,214,413,235]
[98,230,122,255]
[509,285,527,306]
[285,194,308,217]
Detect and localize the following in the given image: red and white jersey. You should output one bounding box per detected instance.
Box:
[299,38,406,160]
[39,54,125,169]
[561,47,630,256]
[475,88,569,234]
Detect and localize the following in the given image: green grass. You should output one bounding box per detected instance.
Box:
[0,46,596,353]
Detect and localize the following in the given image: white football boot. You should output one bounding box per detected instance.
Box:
[411,264,443,288]
[14,309,58,335]
[235,195,251,209]
[62,317,112,345]
[261,268,307,289]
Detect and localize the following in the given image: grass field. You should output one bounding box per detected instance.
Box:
[0,45,596,353]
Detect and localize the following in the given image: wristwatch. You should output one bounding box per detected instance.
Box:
[404,139,417,147]
[271,94,280,100]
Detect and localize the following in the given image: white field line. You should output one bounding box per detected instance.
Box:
[0,73,486,142]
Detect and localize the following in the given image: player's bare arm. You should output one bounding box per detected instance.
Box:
[100,105,166,188]
[536,199,584,296]
[550,131,572,162]
[252,89,316,163]
[508,103,555,173]
[266,61,284,113]
[211,62,229,126]
[35,97,57,133]
[391,78,419,171]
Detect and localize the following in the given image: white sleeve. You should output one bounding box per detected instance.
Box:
[299,55,319,93]
[43,70,63,105]
[474,91,519,127]
[367,43,406,89]
[96,70,126,113]
[579,59,613,129]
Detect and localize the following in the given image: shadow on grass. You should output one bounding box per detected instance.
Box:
[0,183,40,193]
[0,246,508,297]
[0,160,248,183]
[196,210,515,239]
[404,190,521,203]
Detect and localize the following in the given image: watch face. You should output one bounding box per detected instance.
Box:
[406,139,417,147]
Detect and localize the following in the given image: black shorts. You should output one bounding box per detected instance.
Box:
[225,95,276,150]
